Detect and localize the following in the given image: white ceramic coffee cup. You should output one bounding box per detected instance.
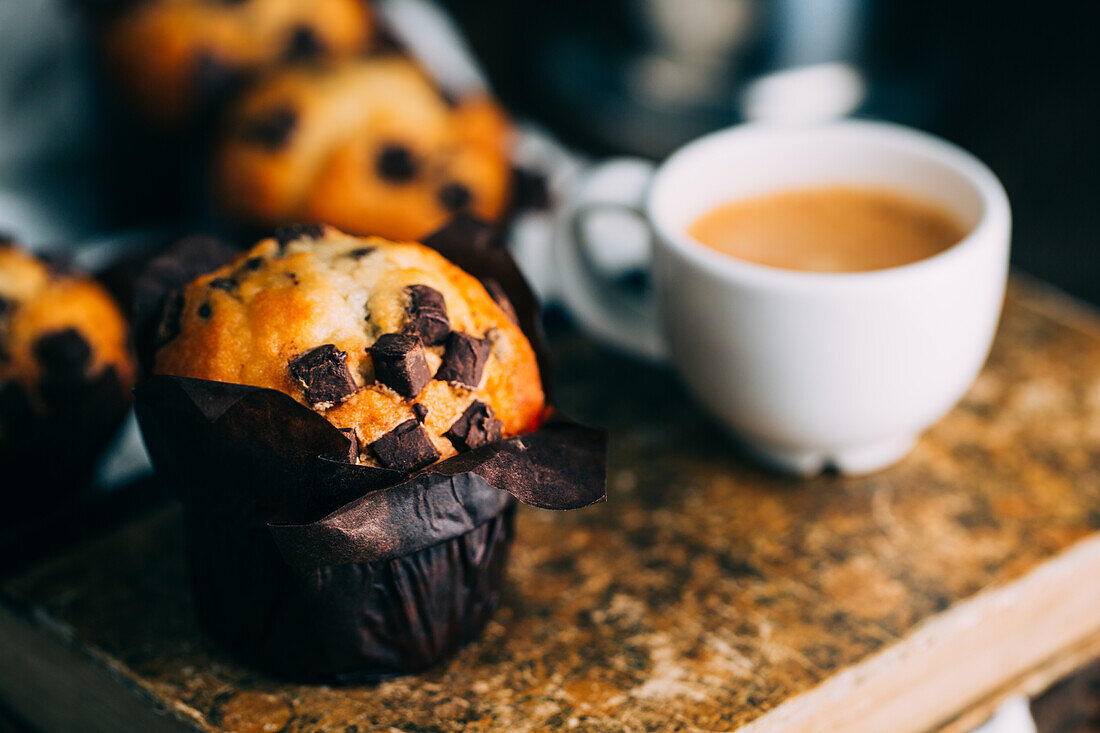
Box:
[556,120,1011,475]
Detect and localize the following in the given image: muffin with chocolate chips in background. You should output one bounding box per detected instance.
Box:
[96,0,378,125]
[0,241,136,496]
[136,222,604,680]
[154,223,542,471]
[215,56,513,241]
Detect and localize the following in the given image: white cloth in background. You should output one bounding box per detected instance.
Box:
[0,0,100,243]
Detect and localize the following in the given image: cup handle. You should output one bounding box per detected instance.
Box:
[554,158,668,361]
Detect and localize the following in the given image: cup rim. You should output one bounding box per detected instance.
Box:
[645,119,1011,290]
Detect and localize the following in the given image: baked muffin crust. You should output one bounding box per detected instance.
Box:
[102,0,376,123]
[154,226,543,469]
[216,57,512,240]
[0,243,135,440]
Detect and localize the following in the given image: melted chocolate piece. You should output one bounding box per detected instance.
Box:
[376,145,418,182]
[34,329,91,380]
[348,247,375,259]
[369,419,440,472]
[155,290,185,348]
[0,295,12,318]
[275,223,325,251]
[444,400,503,452]
[412,402,428,423]
[438,182,472,211]
[241,105,298,150]
[194,53,246,106]
[243,256,264,272]
[402,284,450,346]
[38,252,76,277]
[198,302,213,319]
[435,332,491,388]
[209,277,236,292]
[511,167,551,210]
[481,278,519,325]
[285,25,325,61]
[369,333,431,399]
[289,344,357,407]
[439,87,461,108]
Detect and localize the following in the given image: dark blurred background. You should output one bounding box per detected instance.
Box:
[442,0,1100,304]
[1,0,1095,301]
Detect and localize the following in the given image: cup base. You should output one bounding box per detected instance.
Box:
[741,434,918,476]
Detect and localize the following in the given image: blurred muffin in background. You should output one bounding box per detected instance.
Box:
[0,241,135,492]
[100,0,377,125]
[215,56,513,241]
[154,224,543,471]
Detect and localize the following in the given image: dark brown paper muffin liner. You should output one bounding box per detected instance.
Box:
[183,503,515,681]
[135,378,602,682]
[133,217,605,680]
[1,367,130,510]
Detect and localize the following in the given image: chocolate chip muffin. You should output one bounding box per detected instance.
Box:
[216,56,513,241]
[0,242,136,488]
[101,0,376,124]
[154,225,543,472]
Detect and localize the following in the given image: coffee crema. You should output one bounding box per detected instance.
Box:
[688,185,968,273]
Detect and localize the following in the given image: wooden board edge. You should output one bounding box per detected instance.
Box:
[738,533,1100,733]
[0,602,205,733]
[931,629,1100,733]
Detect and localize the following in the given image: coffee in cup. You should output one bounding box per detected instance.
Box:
[688,184,968,273]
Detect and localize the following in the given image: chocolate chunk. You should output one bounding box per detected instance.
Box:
[402,284,450,346]
[348,247,375,259]
[285,25,325,61]
[369,333,431,399]
[439,88,461,108]
[376,145,418,182]
[369,419,440,472]
[512,167,551,210]
[209,277,236,292]
[155,290,185,348]
[38,251,76,277]
[444,400,503,452]
[197,302,212,319]
[481,278,519,325]
[0,381,32,425]
[422,213,497,253]
[435,332,491,388]
[34,329,91,379]
[289,344,358,408]
[241,105,297,150]
[412,402,428,423]
[243,256,264,271]
[275,223,325,251]
[438,182,472,211]
[194,53,246,106]
[0,295,12,318]
[331,427,359,463]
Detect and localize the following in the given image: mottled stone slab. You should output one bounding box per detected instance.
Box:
[3,278,1100,732]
